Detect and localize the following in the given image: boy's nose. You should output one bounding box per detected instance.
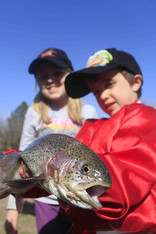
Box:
[99,89,109,101]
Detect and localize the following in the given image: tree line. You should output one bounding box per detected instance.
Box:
[0,102,28,152]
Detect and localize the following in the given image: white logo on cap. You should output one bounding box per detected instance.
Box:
[87,50,113,68]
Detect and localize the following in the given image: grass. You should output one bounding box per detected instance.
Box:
[0,198,37,234]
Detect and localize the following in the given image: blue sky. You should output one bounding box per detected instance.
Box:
[0,0,156,118]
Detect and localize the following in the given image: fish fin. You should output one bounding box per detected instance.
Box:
[0,187,12,199]
[2,177,42,193]
[57,198,69,209]
[15,194,24,213]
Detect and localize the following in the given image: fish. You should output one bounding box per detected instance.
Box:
[0,133,111,209]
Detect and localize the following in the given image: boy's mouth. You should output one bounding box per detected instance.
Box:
[105,102,115,109]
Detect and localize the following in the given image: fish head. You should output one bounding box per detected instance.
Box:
[46,135,112,210]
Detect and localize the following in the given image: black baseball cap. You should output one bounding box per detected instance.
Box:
[65,48,142,98]
[29,48,73,74]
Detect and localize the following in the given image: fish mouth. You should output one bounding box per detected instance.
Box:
[86,184,106,208]
[64,182,111,210]
[83,183,109,209]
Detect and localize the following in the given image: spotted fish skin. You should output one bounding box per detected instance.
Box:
[0,134,112,209]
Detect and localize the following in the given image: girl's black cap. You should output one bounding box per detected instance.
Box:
[29,48,73,74]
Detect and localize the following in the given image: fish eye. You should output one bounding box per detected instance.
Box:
[81,164,91,175]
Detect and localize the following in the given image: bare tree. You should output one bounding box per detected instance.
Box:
[0,117,8,152]
[0,102,28,152]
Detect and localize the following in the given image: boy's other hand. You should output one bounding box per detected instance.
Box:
[19,159,32,178]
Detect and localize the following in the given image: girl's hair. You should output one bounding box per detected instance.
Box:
[120,69,142,98]
[33,68,83,124]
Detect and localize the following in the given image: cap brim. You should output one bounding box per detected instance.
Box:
[29,57,69,74]
[65,63,118,98]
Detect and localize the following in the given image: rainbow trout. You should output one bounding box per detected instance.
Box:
[0,134,111,209]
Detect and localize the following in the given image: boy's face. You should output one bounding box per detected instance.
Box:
[86,69,140,116]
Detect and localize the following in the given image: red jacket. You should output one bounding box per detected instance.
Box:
[66,103,156,233]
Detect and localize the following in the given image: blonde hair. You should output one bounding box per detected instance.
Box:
[33,67,83,124]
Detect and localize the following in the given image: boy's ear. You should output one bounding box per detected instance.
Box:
[132,74,143,92]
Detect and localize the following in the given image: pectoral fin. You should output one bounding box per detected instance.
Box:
[3,176,45,194]
[15,194,24,213]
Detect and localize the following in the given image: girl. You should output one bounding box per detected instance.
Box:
[5,48,98,234]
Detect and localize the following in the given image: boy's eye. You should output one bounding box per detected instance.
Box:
[92,81,114,96]
[93,89,100,97]
[106,81,114,88]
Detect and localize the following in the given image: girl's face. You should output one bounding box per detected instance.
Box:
[86,69,142,116]
[35,62,69,106]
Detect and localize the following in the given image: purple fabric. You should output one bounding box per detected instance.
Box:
[35,200,71,234]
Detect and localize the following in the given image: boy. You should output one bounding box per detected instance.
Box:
[64,48,156,233]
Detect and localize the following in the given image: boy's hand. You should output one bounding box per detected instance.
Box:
[5,151,50,198]
[18,159,51,198]
[19,159,32,178]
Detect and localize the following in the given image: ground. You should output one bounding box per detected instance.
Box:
[0,198,37,234]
